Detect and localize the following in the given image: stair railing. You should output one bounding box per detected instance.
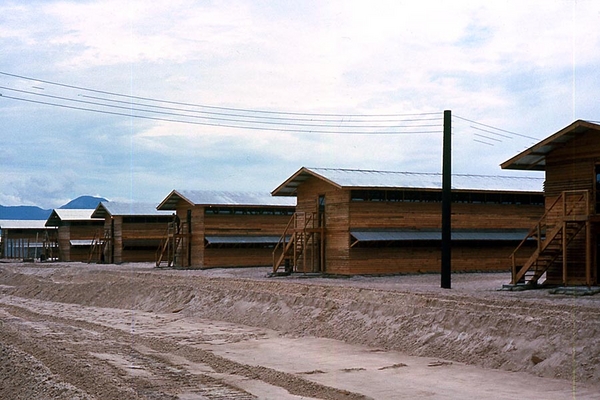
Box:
[273,212,317,274]
[510,190,591,284]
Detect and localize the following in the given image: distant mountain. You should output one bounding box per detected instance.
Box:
[0,205,52,220]
[59,195,108,209]
[0,195,108,221]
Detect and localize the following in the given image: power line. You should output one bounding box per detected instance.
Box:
[473,139,495,146]
[0,71,549,144]
[473,133,502,143]
[0,86,439,129]
[1,71,445,134]
[0,71,441,118]
[470,125,513,139]
[453,114,539,141]
[1,94,443,135]
[0,86,441,130]
[77,94,440,124]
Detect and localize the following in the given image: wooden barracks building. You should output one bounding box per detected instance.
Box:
[271,167,546,276]
[156,190,296,268]
[502,120,600,286]
[45,209,104,262]
[91,201,173,264]
[0,220,57,260]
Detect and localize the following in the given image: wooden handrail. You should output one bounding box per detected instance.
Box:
[273,212,318,274]
[510,189,591,284]
[272,213,296,273]
[509,195,561,264]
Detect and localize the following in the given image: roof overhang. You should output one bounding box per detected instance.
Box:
[273,167,544,195]
[91,202,110,218]
[92,201,173,218]
[0,220,54,230]
[45,209,103,227]
[156,190,195,211]
[158,190,295,209]
[271,167,343,196]
[501,120,600,171]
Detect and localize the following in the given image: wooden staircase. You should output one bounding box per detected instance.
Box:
[510,190,592,286]
[88,229,110,263]
[156,221,188,268]
[272,212,324,274]
[42,230,59,261]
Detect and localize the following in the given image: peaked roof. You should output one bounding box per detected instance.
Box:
[157,190,296,211]
[272,167,544,196]
[91,201,173,218]
[501,120,600,171]
[0,220,54,230]
[45,209,103,226]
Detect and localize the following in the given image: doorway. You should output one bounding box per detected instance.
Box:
[595,164,600,213]
[317,195,326,272]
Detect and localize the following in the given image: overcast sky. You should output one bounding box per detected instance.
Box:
[1,0,599,208]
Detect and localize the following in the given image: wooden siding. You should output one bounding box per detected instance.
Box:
[175,204,294,269]
[349,202,543,230]
[57,225,70,261]
[204,214,290,236]
[295,177,350,273]
[348,243,536,275]
[542,130,600,284]
[345,201,543,275]
[103,216,171,263]
[204,248,275,268]
[113,216,122,263]
[56,221,104,262]
[545,159,595,198]
[292,176,545,275]
[545,130,600,197]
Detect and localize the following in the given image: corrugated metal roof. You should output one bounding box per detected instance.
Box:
[0,220,53,230]
[204,235,282,245]
[350,229,530,242]
[272,167,544,196]
[92,201,173,218]
[157,190,296,211]
[501,120,600,171]
[46,209,103,226]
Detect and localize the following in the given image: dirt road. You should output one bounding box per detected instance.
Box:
[1,262,599,399]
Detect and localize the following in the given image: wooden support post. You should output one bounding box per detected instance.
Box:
[562,222,568,285]
[511,253,516,284]
[586,220,592,287]
[186,210,192,268]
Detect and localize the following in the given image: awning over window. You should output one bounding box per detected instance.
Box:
[70,240,94,246]
[204,236,283,245]
[350,229,530,247]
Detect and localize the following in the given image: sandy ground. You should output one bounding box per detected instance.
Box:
[1,261,599,399]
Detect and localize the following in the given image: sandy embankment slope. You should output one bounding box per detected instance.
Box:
[1,262,599,399]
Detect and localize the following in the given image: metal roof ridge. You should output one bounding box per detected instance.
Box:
[305,167,543,180]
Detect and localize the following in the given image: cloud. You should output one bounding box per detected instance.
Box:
[2,0,600,208]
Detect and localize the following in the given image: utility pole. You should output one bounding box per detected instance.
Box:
[441,110,452,289]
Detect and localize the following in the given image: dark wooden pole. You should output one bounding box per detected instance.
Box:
[441,110,452,289]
